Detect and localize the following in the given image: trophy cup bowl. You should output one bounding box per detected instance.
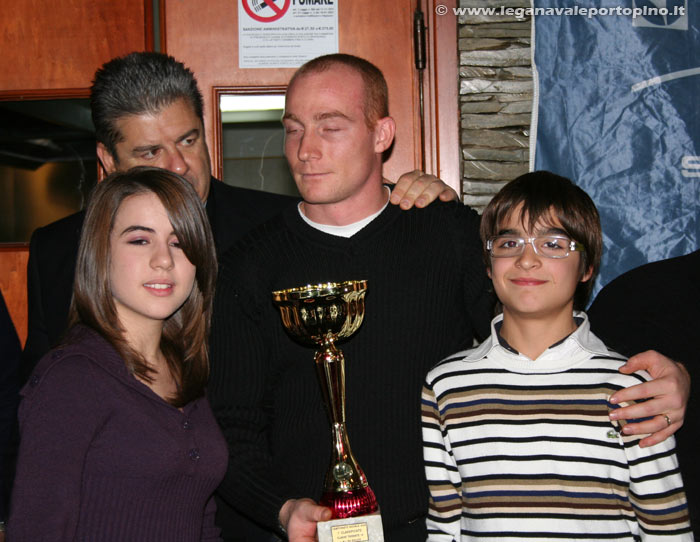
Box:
[272,280,380,522]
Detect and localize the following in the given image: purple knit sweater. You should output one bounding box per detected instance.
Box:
[8,326,228,541]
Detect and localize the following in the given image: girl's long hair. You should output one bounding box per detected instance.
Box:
[68,166,217,406]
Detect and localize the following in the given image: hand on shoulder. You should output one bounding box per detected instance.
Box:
[388,170,458,209]
[609,350,689,447]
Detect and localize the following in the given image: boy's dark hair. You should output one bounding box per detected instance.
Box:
[480,170,602,309]
[287,53,389,129]
[90,52,204,160]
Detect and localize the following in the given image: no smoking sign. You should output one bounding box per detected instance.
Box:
[241,0,291,23]
[238,0,337,68]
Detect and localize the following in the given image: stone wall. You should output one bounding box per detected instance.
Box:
[457,0,533,212]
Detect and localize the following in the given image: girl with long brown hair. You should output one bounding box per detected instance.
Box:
[9,167,227,541]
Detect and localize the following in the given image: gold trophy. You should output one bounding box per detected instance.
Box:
[272,280,384,542]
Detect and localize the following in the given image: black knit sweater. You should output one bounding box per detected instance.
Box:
[209,200,492,542]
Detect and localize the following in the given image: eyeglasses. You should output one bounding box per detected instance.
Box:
[486,235,585,259]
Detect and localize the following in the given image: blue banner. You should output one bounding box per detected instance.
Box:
[532,0,699,298]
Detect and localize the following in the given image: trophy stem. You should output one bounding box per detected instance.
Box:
[315,337,378,519]
[315,335,346,425]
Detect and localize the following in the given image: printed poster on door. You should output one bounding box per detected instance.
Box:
[238,0,339,68]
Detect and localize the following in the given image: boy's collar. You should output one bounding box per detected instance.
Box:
[494,315,585,355]
[462,311,612,367]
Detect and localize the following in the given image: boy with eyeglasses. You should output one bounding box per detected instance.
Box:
[421,171,692,541]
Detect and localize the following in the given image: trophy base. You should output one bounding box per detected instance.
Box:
[317,511,384,542]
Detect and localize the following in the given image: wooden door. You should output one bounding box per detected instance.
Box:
[0,0,153,94]
[162,0,459,188]
[0,247,29,345]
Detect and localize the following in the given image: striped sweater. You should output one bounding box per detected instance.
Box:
[422,312,692,541]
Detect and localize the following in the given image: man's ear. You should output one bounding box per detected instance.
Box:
[580,265,594,283]
[96,142,117,175]
[373,116,396,153]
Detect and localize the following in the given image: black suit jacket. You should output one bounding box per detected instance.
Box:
[21,178,295,381]
[588,249,700,536]
[0,291,20,520]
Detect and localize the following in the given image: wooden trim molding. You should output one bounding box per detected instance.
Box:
[422,0,460,194]
[159,0,168,53]
[144,0,155,52]
[0,89,90,101]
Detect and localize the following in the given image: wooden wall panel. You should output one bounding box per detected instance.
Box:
[1,0,153,93]
[163,0,422,183]
[0,247,29,346]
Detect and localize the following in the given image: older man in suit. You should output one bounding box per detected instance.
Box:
[0,291,20,539]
